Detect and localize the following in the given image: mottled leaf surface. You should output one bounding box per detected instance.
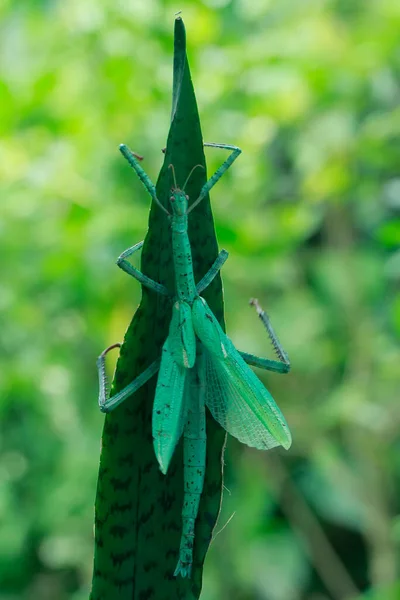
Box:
[91,17,226,600]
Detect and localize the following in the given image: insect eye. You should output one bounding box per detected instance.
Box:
[170,196,174,202]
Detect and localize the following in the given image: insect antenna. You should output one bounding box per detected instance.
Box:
[182,164,204,192]
[211,512,236,542]
[169,164,178,189]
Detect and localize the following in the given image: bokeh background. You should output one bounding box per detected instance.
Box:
[1,0,400,599]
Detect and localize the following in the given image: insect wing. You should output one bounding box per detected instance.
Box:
[192,298,291,450]
[203,338,291,450]
[169,300,196,368]
[152,337,190,474]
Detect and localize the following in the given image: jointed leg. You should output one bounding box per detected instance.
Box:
[196,249,229,294]
[98,343,161,412]
[240,299,291,374]
[117,241,170,296]
[187,144,242,213]
[119,144,169,215]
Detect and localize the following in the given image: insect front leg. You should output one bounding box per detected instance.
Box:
[120,144,170,215]
[187,144,242,213]
[240,299,291,374]
[196,249,229,295]
[117,241,170,296]
[97,344,161,412]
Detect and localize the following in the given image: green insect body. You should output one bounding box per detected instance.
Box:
[91,17,231,598]
[98,143,292,578]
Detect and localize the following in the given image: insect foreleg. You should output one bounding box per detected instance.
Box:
[116,242,170,296]
[97,344,161,412]
[240,299,290,374]
[196,249,229,294]
[187,144,242,213]
[119,144,170,216]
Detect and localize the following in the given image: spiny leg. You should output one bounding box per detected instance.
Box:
[116,241,170,296]
[187,144,242,213]
[97,343,161,413]
[196,249,229,295]
[239,298,291,374]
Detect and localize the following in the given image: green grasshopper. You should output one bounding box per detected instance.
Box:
[98,142,291,578]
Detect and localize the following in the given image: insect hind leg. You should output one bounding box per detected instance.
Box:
[240,299,290,374]
[97,344,160,412]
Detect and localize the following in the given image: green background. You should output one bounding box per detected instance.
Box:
[1,1,399,599]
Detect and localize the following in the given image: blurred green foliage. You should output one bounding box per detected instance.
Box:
[1,1,399,599]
